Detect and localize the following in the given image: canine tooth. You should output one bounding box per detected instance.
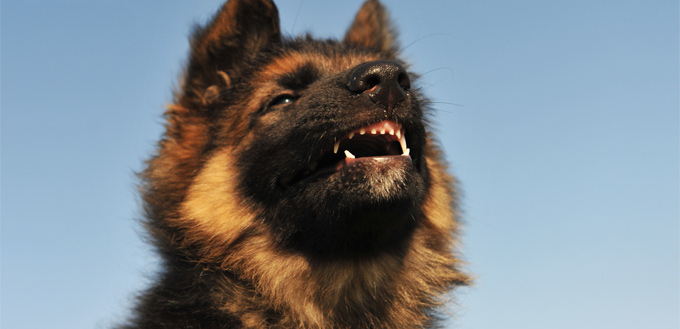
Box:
[344,150,356,159]
[349,132,354,139]
[333,140,340,154]
[371,128,377,134]
[396,129,401,139]
[360,129,365,135]
[402,148,410,156]
[399,132,408,155]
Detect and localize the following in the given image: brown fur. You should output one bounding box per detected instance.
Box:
[124,1,469,328]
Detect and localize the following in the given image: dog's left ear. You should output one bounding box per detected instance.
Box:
[343,0,396,52]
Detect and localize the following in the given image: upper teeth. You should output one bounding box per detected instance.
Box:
[333,121,409,157]
[333,140,340,154]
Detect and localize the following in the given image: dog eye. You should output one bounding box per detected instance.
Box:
[268,94,298,107]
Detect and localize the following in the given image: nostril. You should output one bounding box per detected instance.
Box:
[365,76,380,90]
[397,72,410,91]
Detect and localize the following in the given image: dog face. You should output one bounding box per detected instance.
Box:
[235,46,430,256]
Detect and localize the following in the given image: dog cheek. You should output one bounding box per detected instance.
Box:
[178,150,259,254]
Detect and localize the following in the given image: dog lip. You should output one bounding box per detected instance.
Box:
[338,154,412,170]
[281,154,412,188]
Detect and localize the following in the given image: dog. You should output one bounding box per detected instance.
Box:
[122,0,469,328]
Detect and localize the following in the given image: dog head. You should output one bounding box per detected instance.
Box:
[144,0,458,261]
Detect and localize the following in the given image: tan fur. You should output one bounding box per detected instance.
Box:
[259,52,382,81]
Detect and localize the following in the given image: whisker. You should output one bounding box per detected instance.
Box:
[291,0,304,34]
[430,101,465,108]
[412,67,456,82]
[400,32,458,52]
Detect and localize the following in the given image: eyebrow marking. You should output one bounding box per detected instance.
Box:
[276,62,320,90]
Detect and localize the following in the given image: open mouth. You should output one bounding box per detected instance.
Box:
[281,120,411,187]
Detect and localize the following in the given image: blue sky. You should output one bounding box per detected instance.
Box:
[2,1,678,328]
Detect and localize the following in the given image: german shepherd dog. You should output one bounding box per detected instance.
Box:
[123,0,469,328]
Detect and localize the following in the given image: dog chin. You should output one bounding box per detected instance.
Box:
[307,155,423,203]
[281,158,427,257]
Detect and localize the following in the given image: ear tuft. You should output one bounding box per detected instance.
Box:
[343,0,397,52]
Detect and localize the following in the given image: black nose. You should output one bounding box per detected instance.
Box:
[347,61,411,113]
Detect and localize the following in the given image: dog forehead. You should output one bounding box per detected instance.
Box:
[255,50,383,83]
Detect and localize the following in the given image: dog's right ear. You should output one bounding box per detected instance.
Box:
[183,0,281,101]
[343,0,396,52]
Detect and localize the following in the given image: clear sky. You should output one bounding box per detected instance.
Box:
[2,1,678,328]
